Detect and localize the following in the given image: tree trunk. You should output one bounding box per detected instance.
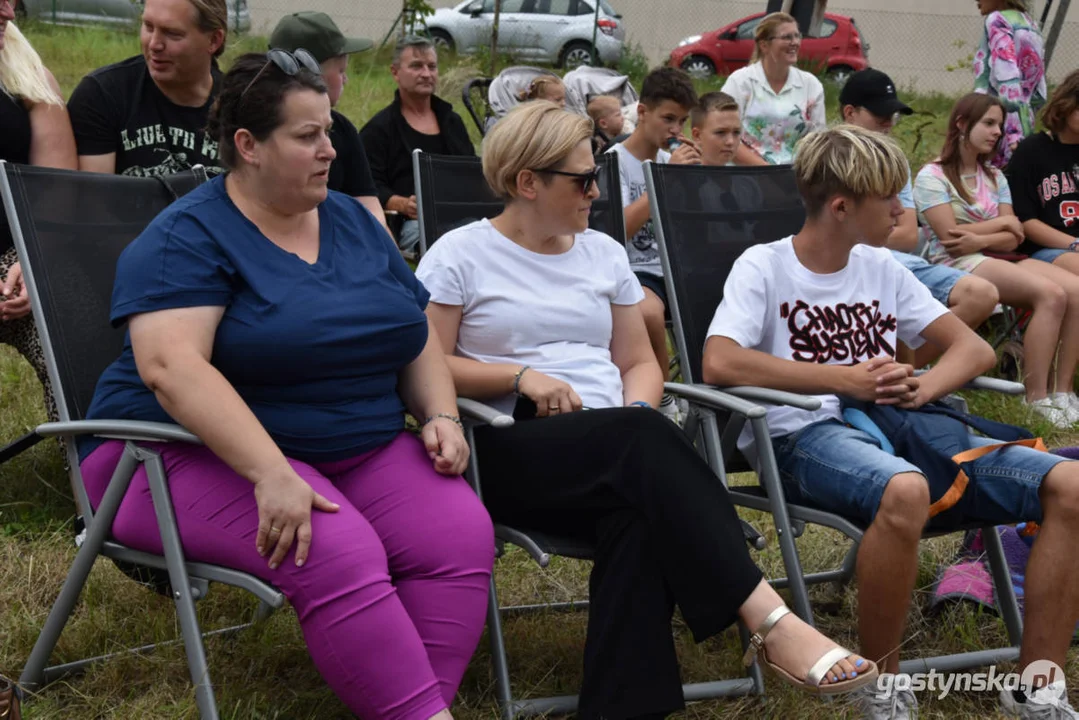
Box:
[489,0,502,77]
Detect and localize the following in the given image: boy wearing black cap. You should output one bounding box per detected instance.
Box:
[840,68,999,365]
[270,11,388,232]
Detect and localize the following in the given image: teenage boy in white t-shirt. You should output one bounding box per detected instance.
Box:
[608,67,699,422]
[702,125,1079,720]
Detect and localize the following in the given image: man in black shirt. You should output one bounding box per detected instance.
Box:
[67,0,227,177]
[360,36,474,252]
[269,11,388,233]
[1007,70,1079,275]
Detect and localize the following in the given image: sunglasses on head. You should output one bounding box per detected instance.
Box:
[532,166,602,195]
[241,48,321,99]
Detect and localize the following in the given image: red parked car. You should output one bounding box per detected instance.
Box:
[668,12,869,83]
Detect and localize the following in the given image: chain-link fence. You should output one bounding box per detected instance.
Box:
[242,0,1078,94]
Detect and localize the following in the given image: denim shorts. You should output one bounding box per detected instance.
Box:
[890,251,964,305]
[1030,247,1070,264]
[634,271,669,314]
[771,419,1068,526]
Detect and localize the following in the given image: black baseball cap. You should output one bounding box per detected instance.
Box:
[838,69,913,118]
[269,12,373,65]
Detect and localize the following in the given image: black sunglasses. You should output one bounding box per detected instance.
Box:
[532,166,602,195]
[241,48,321,99]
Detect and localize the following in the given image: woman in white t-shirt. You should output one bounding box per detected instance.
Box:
[720,12,826,166]
[415,101,878,718]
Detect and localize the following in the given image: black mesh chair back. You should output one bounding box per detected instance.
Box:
[0,163,208,424]
[414,149,625,256]
[646,163,805,385]
[462,76,494,136]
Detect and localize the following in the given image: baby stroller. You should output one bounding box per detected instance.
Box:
[462,65,562,137]
[562,65,639,153]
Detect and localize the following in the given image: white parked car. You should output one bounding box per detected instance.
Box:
[14,0,251,32]
[425,0,624,68]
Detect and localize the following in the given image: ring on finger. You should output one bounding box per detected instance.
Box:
[269,526,282,534]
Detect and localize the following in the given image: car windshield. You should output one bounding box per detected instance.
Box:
[598,0,617,16]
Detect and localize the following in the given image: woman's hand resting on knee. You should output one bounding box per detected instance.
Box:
[423,416,470,476]
[254,469,340,570]
[517,369,583,417]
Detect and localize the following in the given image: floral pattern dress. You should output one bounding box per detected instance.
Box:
[721,62,826,166]
[972,9,1047,168]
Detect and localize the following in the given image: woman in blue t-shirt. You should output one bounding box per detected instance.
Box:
[78,52,494,719]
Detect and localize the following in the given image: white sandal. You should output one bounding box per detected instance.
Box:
[743,606,879,696]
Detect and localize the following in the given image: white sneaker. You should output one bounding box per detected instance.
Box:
[853,674,919,719]
[1000,682,1079,718]
[1051,392,1079,424]
[1026,397,1074,429]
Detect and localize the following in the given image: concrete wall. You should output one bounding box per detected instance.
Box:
[247,0,1079,94]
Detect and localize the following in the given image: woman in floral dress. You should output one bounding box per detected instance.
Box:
[972,0,1047,167]
[720,11,825,166]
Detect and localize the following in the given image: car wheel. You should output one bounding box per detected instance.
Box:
[681,55,716,80]
[560,41,594,69]
[827,65,854,85]
[429,29,455,54]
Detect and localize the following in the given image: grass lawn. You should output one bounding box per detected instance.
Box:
[1,20,1078,720]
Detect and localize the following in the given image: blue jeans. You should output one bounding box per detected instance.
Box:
[771,419,1066,526]
[890,251,964,305]
[398,219,421,252]
[1030,247,1070,264]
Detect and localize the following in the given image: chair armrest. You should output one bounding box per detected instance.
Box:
[912,370,1025,396]
[36,420,202,445]
[717,386,823,411]
[664,382,766,419]
[457,398,515,428]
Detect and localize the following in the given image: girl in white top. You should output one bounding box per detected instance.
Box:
[914,92,1079,428]
[721,12,826,166]
[415,100,878,718]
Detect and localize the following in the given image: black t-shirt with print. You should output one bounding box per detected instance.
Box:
[0,90,31,165]
[1007,131,1079,253]
[328,110,377,198]
[67,55,224,177]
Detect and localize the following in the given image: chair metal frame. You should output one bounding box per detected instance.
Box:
[645,161,1025,675]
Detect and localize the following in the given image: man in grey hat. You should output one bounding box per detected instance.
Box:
[271,11,387,232]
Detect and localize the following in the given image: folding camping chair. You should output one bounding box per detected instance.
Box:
[412,147,626,256]
[0,162,287,720]
[413,151,782,718]
[645,161,1027,675]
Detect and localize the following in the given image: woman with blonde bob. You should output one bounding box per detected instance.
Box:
[720,11,825,166]
[416,100,879,718]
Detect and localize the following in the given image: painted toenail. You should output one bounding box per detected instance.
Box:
[856,658,865,667]
[851,671,857,677]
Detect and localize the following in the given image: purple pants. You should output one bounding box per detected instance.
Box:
[80,432,495,720]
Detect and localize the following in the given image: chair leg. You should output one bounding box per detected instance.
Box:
[0,431,43,464]
[981,526,1024,647]
[738,621,766,695]
[20,449,140,692]
[486,575,516,720]
[749,416,815,626]
[140,449,219,720]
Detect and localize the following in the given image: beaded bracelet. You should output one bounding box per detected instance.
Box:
[512,365,531,395]
[424,413,463,430]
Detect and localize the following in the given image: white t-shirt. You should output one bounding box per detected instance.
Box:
[706,237,948,459]
[415,218,646,415]
[608,142,670,278]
